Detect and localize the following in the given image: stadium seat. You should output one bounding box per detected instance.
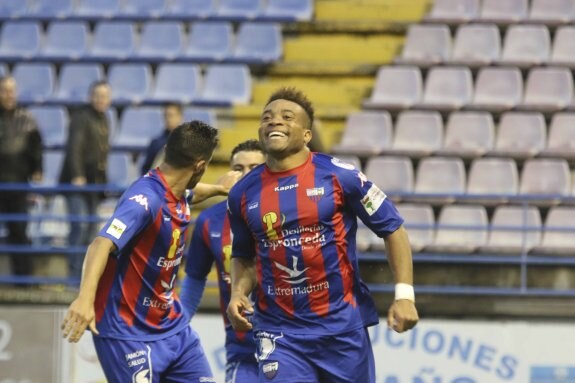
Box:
[499,25,551,67]
[389,204,435,252]
[518,68,574,112]
[438,111,495,158]
[479,0,528,24]
[425,0,480,24]
[540,113,575,160]
[217,0,263,20]
[194,65,252,106]
[232,22,283,63]
[120,0,166,19]
[148,63,201,104]
[426,205,488,253]
[419,67,473,111]
[108,64,153,105]
[112,106,164,149]
[395,24,451,67]
[332,111,393,157]
[489,112,546,159]
[519,159,571,200]
[0,0,29,20]
[413,157,466,203]
[550,26,575,68]
[363,66,423,110]
[27,0,73,19]
[449,24,501,67]
[107,107,119,139]
[107,153,139,188]
[480,206,542,255]
[88,21,136,61]
[28,106,69,148]
[184,108,217,127]
[466,158,519,203]
[164,0,217,19]
[53,63,104,104]
[75,0,121,19]
[40,21,88,61]
[528,0,575,24]
[263,0,313,21]
[364,156,414,195]
[41,151,64,186]
[0,64,7,77]
[12,63,55,104]
[387,111,443,158]
[135,21,184,61]
[468,67,523,112]
[531,206,575,255]
[38,195,69,245]
[0,22,41,60]
[184,21,233,61]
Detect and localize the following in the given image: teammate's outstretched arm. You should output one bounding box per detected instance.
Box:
[191,170,242,204]
[227,257,256,332]
[384,225,419,333]
[61,236,116,343]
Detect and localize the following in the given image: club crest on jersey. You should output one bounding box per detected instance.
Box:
[306,187,325,201]
[262,361,279,380]
[129,194,149,211]
[255,331,284,361]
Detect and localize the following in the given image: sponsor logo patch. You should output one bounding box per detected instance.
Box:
[106,218,127,239]
[361,184,386,216]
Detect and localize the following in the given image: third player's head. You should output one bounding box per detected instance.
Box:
[164,103,183,132]
[260,87,314,159]
[164,120,219,189]
[230,139,265,178]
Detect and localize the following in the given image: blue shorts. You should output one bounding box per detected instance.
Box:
[255,327,375,383]
[93,326,214,383]
[226,359,259,383]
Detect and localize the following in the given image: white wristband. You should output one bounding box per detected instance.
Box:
[395,283,415,302]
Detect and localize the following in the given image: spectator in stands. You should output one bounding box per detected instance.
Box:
[0,76,43,277]
[59,80,111,282]
[140,103,183,174]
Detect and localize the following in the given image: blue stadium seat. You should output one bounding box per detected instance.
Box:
[120,0,167,19]
[108,64,153,105]
[184,21,233,61]
[28,106,69,148]
[262,0,313,21]
[75,0,121,19]
[42,152,65,186]
[112,106,164,149]
[194,65,252,106]
[184,107,216,127]
[107,153,139,187]
[53,63,104,104]
[0,64,8,77]
[0,22,42,60]
[232,22,282,63]
[40,21,88,61]
[27,0,74,20]
[88,21,136,61]
[164,0,216,19]
[12,63,55,104]
[147,63,201,104]
[0,0,29,20]
[217,0,263,20]
[135,22,184,61]
[107,107,119,140]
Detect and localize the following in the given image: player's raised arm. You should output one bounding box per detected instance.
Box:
[190,170,242,204]
[61,236,116,343]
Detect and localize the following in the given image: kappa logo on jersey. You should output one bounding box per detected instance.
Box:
[263,361,279,380]
[361,184,386,216]
[255,331,284,361]
[306,187,325,201]
[129,194,149,211]
[357,171,368,188]
[106,218,127,239]
[274,256,309,284]
[274,183,299,192]
[331,157,355,170]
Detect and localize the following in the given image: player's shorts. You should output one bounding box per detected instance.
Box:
[226,359,259,383]
[254,327,375,383]
[93,325,215,383]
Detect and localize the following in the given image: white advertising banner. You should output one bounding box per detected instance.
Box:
[70,314,575,383]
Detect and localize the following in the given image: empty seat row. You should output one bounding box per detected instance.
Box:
[426,0,575,26]
[360,203,575,255]
[334,110,575,160]
[8,62,251,107]
[344,155,574,204]
[0,0,313,22]
[398,23,575,68]
[0,21,282,64]
[364,65,575,113]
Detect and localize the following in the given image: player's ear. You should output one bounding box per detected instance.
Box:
[194,159,208,173]
[303,128,312,145]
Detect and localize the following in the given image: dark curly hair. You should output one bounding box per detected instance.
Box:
[266,87,314,128]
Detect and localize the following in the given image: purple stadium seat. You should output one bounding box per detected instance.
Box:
[53,63,104,105]
[332,111,393,157]
[426,205,488,253]
[135,21,184,61]
[395,24,452,67]
[418,66,473,111]
[519,159,571,201]
[438,111,495,158]
[413,157,466,203]
[480,206,542,254]
[466,158,518,204]
[468,67,522,112]
[12,63,55,104]
[550,26,575,68]
[531,207,575,255]
[28,106,69,148]
[0,22,41,60]
[363,66,423,110]
[480,0,528,24]
[147,63,201,104]
[489,112,546,159]
[387,111,443,158]
[518,68,574,112]
[449,24,501,67]
[529,0,575,25]
[499,25,551,67]
[540,113,575,160]
[184,21,233,61]
[41,21,88,61]
[364,156,414,196]
[425,0,480,24]
[88,21,136,61]
[232,22,283,63]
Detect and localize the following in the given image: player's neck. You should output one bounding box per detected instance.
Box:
[158,164,188,198]
[266,148,310,172]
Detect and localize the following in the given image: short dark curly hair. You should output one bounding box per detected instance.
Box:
[165,120,218,168]
[231,139,263,158]
[266,87,314,128]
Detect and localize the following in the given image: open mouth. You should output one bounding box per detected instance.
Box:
[267,131,287,139]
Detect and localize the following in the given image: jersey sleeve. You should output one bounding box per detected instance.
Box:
[227,188,255,259]
[97,190,157,253]
[338,166,404,237]
[185,213,215,279]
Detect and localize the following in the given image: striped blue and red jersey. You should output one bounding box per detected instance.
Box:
[185,201,256,362]
[227,152,404,335]
[95,168,191,340]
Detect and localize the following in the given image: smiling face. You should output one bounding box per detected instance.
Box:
[259,99,312,159]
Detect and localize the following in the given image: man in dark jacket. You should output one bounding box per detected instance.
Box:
[59,80,111,281]
[0,76,43,276]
